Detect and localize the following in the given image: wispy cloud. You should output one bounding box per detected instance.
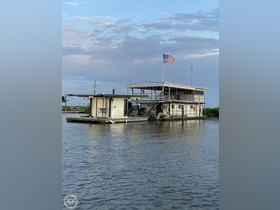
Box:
[63,8,219,39]
[63,54,94,64]
[62,1,80,6]
[139,9,219,33]
[183,48,219,59]
[62,27,93,51]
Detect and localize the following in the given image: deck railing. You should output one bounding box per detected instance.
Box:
[131,94,204,103]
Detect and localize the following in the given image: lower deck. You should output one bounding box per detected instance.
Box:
[66,115,206,124]
[66,116,148,124]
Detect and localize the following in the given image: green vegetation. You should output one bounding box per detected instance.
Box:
[62,106,90,113]
[203,107,219,118]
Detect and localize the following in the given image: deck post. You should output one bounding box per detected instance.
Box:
[108,98,112,117]
[89,98,93,117]
[168,87,170,101]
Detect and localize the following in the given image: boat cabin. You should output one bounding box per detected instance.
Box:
[126,81,206,119]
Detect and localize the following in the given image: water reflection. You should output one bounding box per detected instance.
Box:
[63,114,219,209]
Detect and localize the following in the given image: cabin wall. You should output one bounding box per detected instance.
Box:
[186,104,204,117]
[161,104,169,116]
[162,94,205,103]
[91,97,109,118]
[194,95,205,103]
[91,97,96,117]
[111,98,125,118]
[90,97,125,118]
[161,103,204,117]
[169,104,185,116]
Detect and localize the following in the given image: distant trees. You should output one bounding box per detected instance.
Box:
[203,107,219,118]
[62,106,90,113]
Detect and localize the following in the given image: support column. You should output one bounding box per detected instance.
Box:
[95,97,98,118]
[89,97,93,117]
[168,102,171,116]
[109,98,112,117]
[168,87,170,101]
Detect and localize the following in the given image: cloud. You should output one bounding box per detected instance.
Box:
[67,15,118,27]
[142,8,219,32]
[62,8,219,107]
[183,48,219,59]
[62,31,218,81]
[62,1,80,6]
[62,27,92,51]
[62,10,219,69]
[63,54,94,64]
[63,8,219,41]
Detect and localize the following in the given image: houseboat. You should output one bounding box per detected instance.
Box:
[65,81,206,124]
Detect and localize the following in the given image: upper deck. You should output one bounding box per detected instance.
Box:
[127,81,206,103]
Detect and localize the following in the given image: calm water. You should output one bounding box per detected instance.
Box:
[62,114,219,210]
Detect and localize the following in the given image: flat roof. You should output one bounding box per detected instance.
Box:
[66,93,148,98]
[126,81,206,91]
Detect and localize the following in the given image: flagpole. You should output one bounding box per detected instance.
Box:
[162,63,164,82]
[191,66,194,86]
[162,53,164,82]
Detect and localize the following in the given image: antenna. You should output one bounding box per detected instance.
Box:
[93,80,96,94]
[191,66,194,86]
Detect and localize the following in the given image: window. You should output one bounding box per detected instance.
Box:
[194,90,204,95]
[171,104,174,109]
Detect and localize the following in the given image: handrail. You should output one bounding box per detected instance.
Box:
[145,92,163,116]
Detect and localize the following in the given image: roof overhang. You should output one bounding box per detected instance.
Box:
[67,93,148,98]
[126,81,206,91]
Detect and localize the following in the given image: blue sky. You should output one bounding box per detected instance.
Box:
[62,0,219,107]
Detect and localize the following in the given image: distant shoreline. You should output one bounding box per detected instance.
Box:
[62,111,88,114]
[203,107,219,118]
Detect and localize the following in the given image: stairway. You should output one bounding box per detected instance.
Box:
[145,92,163,118]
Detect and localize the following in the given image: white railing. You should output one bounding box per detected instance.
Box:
[131,94,204,103]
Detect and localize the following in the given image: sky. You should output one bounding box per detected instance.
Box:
[62,0,219,107]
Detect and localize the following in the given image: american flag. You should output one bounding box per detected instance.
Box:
[163,54,175,64]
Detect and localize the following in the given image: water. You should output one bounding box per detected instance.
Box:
[63,114,219,209]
